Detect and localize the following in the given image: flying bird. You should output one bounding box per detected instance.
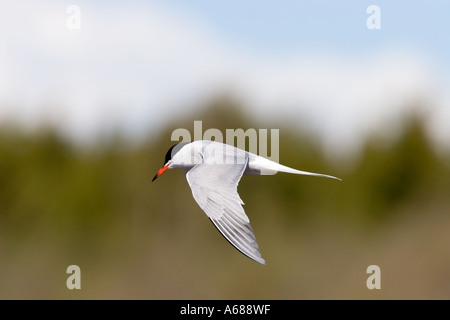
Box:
[152,140,341,265]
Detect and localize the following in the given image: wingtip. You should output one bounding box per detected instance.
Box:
[323,174,342,181]
[250,254,266,265]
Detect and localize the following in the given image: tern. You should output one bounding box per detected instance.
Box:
[152,140,341,265]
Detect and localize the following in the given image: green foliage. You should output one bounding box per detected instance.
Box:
[1,99,449,236]
[1,98,449,298]
[346,115,449,221]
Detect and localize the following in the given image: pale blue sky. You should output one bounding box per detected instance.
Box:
[1,0,450,154]
[150,0,450,69]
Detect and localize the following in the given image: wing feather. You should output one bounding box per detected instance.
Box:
[186,150,265,265]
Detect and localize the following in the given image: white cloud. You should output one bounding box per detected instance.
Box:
[0,0,449,156]
[236,49,445,156]
[0,1,235,140]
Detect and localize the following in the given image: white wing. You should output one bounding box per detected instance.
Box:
[186,151,265,265]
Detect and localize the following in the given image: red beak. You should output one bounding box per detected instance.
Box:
[152,164,169,182]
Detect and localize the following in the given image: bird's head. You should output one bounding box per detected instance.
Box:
[152,142,189,181]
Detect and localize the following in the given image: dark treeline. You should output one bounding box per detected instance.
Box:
[1,98,449,299]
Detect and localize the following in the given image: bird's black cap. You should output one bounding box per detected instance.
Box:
[164,142,189,164]
[152,142,189,182]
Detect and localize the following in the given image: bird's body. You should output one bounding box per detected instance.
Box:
[153,140,340,265]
